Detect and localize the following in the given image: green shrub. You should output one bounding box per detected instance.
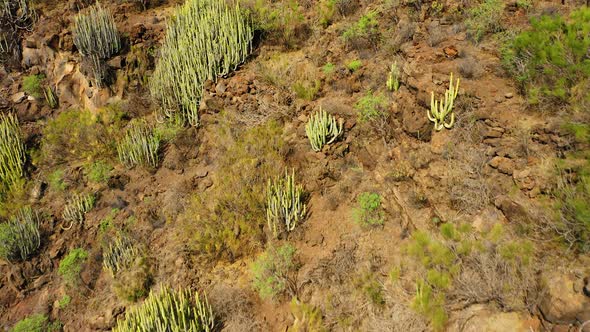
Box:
[41,109,113,166]
[244,0,305,48]
[290,298,326,332]
[62,193,95,228]
[57,295,71,309]
[305,107,343,152]
[0,206,40,262]
[150,0,253,126]
[47,169,66,191]
[465,0,504,42]
[251,244,298,299]
[184,121,285,260]
[352,192,384,227]
[555,161,590,252]
[84,160,112,183]
[502,8,590,109]
[72,3,120,59]
[112,256,151,302]
[322,62,335,75]
[292,79,321,101]
[346,59,362,72]
[112,287,214,332]
[354,271,385,306]
[22,74,44,98]
[342,10,379,49]
[0,113,25,196]
[11,314,48,332]
[355,91,387,123]
[116,120,161,169]
[266,170,307,237]
[58,248,88,287]
[387,62,400,92]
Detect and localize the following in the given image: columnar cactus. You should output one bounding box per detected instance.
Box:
[149,0,254,126]
[117,120,161,169]
[266,170,307,237]
[428,73,460,131]
[305,107,343,152]
[62,193,95,228]
[0,207,40,262]
[387,62,400,92]
[112,287,215,332]
[72,3,120,59]
[103,236,139,276]
[0,113,25,193]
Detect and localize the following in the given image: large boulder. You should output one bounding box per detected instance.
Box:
[448,304,539,332]
[539,272,590,324]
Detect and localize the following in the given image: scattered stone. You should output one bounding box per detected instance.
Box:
[484,128,504,138]
[443,45,458,58]
[215,82,226,94]
[11,92,26,103]
[494,195,532,225]
[402,105,433,141]
[29,181,46,202]
[198,178,213,191]
[489,156,515,175]
[107,56,124,69]
[25,38,36,49]
[539,272,590,324]
[505,92,514,99]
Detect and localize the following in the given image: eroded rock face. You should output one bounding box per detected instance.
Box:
[448,304,539,332]
[539,272,590,325]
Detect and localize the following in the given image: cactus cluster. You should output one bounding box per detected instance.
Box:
[44,86,58,109]
[305,107,343,152]
[387,62,400,92]
[62,193,95,229]
[266,170,307,237]
[428,73,460,131]
[112,287,215,332]
[117,120,161,169]
[103,236,140,276]
[72,3,120,59]
[0,113,25,194]
[0,0,36,27]
[0,207,40,262]
[149,0,253,126]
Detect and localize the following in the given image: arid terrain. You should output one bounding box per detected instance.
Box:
[1,0,589,331]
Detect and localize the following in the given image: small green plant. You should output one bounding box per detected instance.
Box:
[251,244,298,299]
[72,3,120,59]
[386,62,400,92]
[47,169,66,191]
[428,73,459,131]
[57,295,71,309]
[22,74,44,98]
[342,10,379,49]
[112,256,151,302]
[58,248,89,287]
[355,91,387,123]
[346,59,362,72]
[0,206,40,262]
[290,298,326,332]
[322,62,335,75]
[354,271,385,306]
[465,0,504,42]
[292,79,321,101]
[62,193,95,229]
[117,120,161,169]
[266,170,307,237]
[352,192,384,227]
[305,107,343,152]
[44,86,58,108]
[11,314,48,332]
[0,113,25,196]
[150,0,253,126]
[112,287,214,332]
[84,160,112,183]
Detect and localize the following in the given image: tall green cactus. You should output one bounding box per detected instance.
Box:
[266,170,307,237]
[117,120,161,169]
[72,3,120,59]
[62,193,95,229]
[0,113,25,194]
[103,236,139,277]
[0,207,40,262]
[112,287,215,332]
[428,73,460,131]
[305,107,343,152]
[150,0,254,126]
[387,62,400,92]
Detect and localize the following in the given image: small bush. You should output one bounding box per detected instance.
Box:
[62,193,95,228]
[112,287,214,332]
[346,59,362,72]
[0,113,25,196]
[342,10,379,49]
[0,206,40,262]
[322,62,335,75]
[57,295,71,309]
[58,248,89,287]
[354,271,385,306]
[465,0,504,42]
[352,192,384,227]
[150,0,253,126]
[290,298,326,332]
[251,244,298,300]
[22,74,44,98]
[47,169,66,191]
[355,91,387,123]
[502,8,590,109]
[11,314,48,332]
[292,79,321,101]
[116,120,161,169]
[244,0,306,49]
[112,257,151,302]
[84,160,112,183]
[72,3,120,58]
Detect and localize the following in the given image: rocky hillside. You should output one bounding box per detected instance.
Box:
[1,0,589,331]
